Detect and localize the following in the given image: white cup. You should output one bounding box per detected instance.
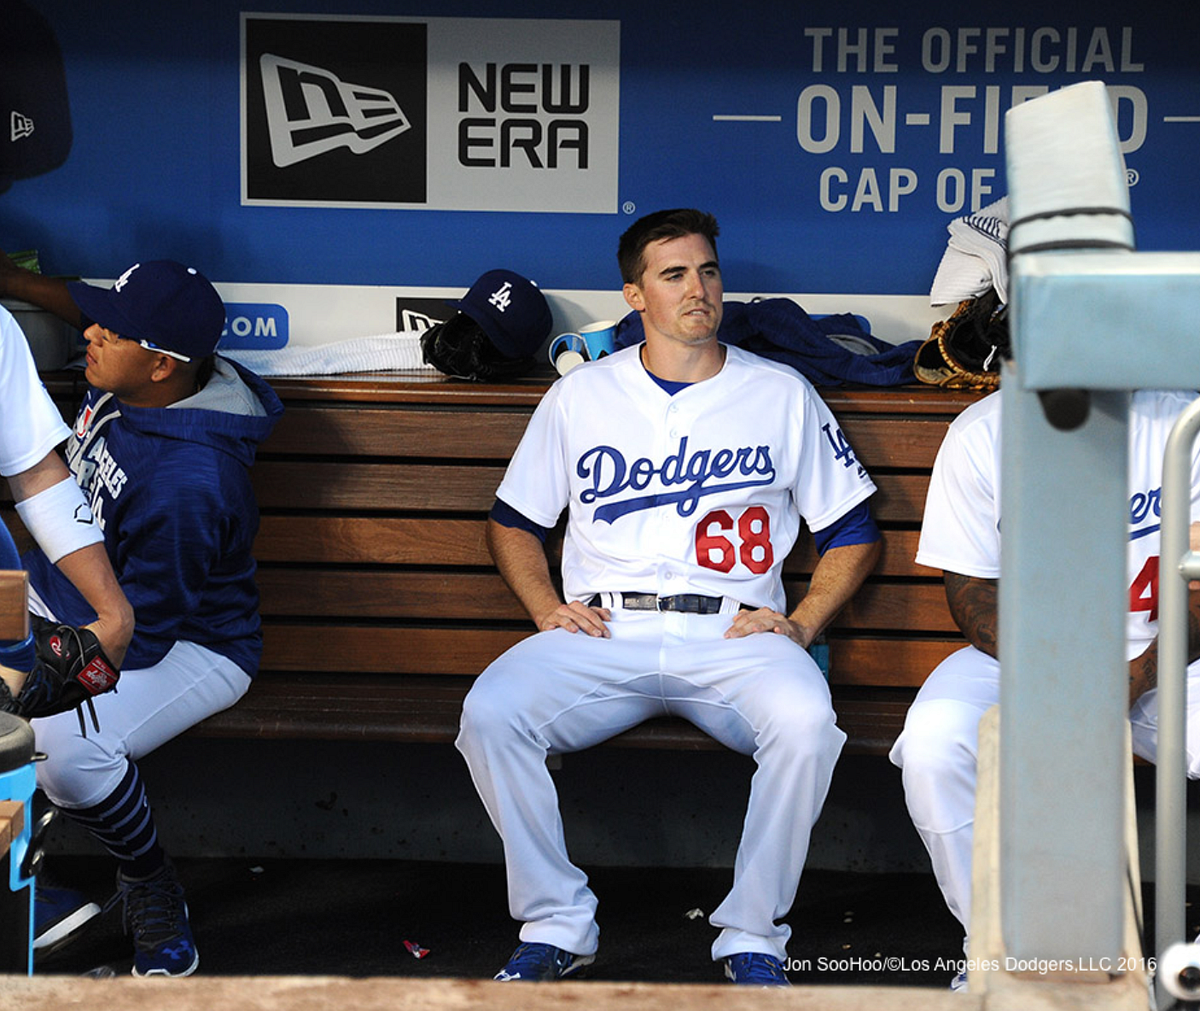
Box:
[549,332,588,375]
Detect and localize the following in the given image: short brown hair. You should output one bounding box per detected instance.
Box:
[617,208,720,285]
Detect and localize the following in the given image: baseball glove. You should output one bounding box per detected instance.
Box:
[914,290,1010,390]
[420,313,536,382]
[0,617,119,721]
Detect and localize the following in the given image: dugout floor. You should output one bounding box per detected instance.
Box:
[32,857,974,986]
[28,855,1190,990]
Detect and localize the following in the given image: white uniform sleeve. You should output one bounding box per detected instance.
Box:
[792,387,876,532]
[915,407,1002,579]
[0,306,71,477]
[495,380,572,529]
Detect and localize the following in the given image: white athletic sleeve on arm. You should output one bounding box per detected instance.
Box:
[0,306,71,476]
[915,394,1002,579]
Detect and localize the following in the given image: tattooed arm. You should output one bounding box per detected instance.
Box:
[944,571,998,659]
[1128,586,1200,707]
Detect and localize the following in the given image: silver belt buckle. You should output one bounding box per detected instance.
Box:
[621,592,659,611]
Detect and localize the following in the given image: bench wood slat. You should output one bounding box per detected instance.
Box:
[260,405,955,470]
[827,636,960,685]
[0,570,29,640]
[257,569,957,632]
[254,517,491,566]
[258,623,958,687]
[252,462,929,521]
[252,462,505,511]
[253,517,933,577]
[261,407,532,459]
[244,373,983,413]
[259,625,529,675]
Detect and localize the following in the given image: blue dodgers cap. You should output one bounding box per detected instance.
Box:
[68,260,226,361]
[450,269,552,360]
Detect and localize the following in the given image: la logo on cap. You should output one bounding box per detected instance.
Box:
[114,263,140,291]
[488,282,513,313]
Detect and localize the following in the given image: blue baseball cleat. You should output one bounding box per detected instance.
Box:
[724,951,791,985]
[33,884,101,956]
[109,859,199,977]
[494,942,594,981]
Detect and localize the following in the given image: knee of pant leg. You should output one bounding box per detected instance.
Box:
[757,695,843,758]
[457,675,529,750]
[33,720,122,808]
[891,699,980,779]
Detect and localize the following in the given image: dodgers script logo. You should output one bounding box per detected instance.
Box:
[1129,485,1163,541]
[578,437,775,524]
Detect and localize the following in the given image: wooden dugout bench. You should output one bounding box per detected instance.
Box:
[30,371,982,754]
[208,372,981,753]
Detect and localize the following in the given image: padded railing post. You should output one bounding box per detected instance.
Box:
[1155,395,1200,1009]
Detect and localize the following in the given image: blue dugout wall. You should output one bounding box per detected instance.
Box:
[2,0,1197,301]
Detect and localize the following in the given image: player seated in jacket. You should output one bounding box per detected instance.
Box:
[890,387,1200,992]
[0,253,282,977]
[456,208,882,985]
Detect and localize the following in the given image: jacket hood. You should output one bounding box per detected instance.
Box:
[111,356,282,466]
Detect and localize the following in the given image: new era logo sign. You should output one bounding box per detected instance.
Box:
[242,17,428,204]
[11,111,34,141]
[260,53,412,167]
[394,297,452,333]
[241,14,617,211]
[400,309,440,331]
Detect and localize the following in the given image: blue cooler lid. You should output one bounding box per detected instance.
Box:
[0,713,34,775]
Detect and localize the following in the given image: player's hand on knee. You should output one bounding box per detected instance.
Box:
[537,600,612,637]
[724,607,809,647]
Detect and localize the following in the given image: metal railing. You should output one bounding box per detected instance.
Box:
[1155,393,1200,1008]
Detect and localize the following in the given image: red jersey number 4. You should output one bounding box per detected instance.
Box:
[1130,555,1160,622]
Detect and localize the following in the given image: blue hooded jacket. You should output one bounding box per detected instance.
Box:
[23,358,283,676]
[616,299,924,387]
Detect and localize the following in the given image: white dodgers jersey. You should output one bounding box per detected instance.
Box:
[0,306,71,477]
[496,344,877,613]
[917,389,1200,659]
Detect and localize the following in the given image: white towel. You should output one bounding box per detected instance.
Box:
[1005,81,1133,255]
[930,197,1010,306]
[222,333,437,376]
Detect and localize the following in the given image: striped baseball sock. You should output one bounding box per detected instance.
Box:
[65,762,165,880]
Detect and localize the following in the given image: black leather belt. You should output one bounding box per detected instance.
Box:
[588,592,731,614]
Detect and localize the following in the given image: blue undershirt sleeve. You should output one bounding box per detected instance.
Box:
[489,497,550,544]
[812,500,880,555]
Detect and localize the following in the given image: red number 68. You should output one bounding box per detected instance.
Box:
[694,507,774,574]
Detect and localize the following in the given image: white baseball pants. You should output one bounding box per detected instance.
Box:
[890,644,1200,933]
[456,609,845,962]
[31,638,251,810]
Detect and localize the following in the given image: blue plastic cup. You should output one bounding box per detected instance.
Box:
[580,319,616,360]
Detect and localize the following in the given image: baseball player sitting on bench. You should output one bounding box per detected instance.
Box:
[0,253,283,977]
[890,386,1200,991]
[456,208,882,985]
